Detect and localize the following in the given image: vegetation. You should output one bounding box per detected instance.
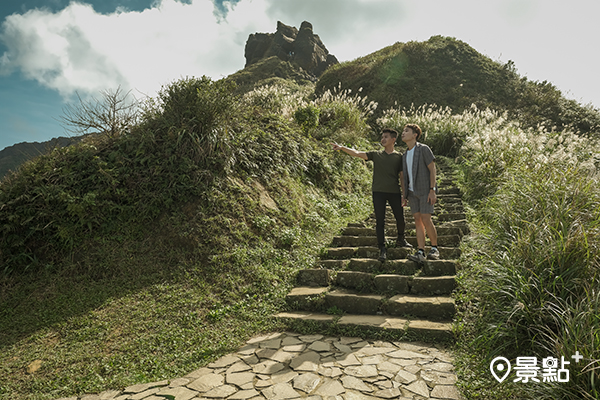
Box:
[0,76,376,399]
[227,56,316,95]
[381,105,599,399]
[0,137,80,180]
[2,35,600,400]
[318,36,600,136]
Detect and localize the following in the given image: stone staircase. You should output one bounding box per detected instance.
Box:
[276,160,468,342]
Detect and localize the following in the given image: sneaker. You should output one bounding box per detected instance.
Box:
[408,249,426,263]
[427,247,440,260]
[378,247,387,262]
[396,237,413,248]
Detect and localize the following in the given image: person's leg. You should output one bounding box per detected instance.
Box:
[387,192,410,247]
[422,214,438,246]
[422,213,439,259]
[408,211,426,263]
[372,192,387,259]
[413,212,426,250]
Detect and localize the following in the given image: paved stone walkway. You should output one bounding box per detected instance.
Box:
[57,332,462,400]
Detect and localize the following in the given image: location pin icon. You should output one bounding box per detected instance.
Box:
[490,357,511,383]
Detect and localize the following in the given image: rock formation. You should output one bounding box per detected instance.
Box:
[244,21,338,78]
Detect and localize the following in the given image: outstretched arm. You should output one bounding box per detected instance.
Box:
[331,142,368,160]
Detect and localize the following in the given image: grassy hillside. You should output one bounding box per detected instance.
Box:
[317,36,600,136]
[0,77,377,399]
[227,56,316,95]
[2,35,600,400]
[376,104,600,399]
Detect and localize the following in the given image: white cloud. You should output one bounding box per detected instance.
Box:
[1,0,599,109]
[0,0,416,101]
[0,0,267,99]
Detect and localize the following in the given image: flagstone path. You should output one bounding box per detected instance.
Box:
[56,332,462,400]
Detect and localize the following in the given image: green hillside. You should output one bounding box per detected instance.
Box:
[0,76,376,399]
[1,35,599,400]
[317,35,600,136]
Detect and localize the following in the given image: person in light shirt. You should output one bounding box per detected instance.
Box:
[400,124,439,262]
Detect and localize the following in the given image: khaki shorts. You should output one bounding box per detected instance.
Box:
[407,191,434,215]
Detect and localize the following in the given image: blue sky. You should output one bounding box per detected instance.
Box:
[1,0,600,151]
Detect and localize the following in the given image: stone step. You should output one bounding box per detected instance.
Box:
[287,287,456,320]
[439,219,470,234]
[436,213,467,222]
[381,222,468,235]
[286,286,329,309]
[347,258,419,275]
[297,268,333,287]
[369,209,466,222]
[339,258,456,276]
[437,196,463,204]
[323,289,456,321]
[323,246,461,261]
[370,204,465,219]
[341,226,465,238]
[347,222,366,228]
[332,235,461,248]
[384,295,456,321]
[410,276,456,295]
[325,289,385,314]
[438,188,460,195]
[335,270,456,295]
[273,311,453,341]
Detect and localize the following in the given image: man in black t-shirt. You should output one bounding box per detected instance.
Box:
[332,128,412,261]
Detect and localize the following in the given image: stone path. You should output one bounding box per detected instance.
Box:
[57,332,462,400]
[275,159,467,342]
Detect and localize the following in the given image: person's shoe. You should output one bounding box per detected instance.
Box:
[396,237,413,248]
[378,246,387,262]
[408,249,426,263]
[427,247,440,260]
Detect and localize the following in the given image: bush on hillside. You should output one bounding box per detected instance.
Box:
[141,76,239,169]
[0,77,241,272]
[0,76,375,274]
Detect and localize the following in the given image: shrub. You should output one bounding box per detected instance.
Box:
[294,105,320,132]
[141,76,238,169]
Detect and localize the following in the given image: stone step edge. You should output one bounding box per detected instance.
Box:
[286,287,456,318]
[297,270,457,294]
[331,235,461,247]
[274,311,454,342]
[323,247,461,261]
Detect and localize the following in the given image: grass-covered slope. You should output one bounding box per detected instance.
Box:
[317,35,600,136]
[3,35,600,400]
[377,104,600,399]
[0,77,377,399]
[0,137,81,180]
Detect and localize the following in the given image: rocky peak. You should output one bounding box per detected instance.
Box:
[244,21,338,78]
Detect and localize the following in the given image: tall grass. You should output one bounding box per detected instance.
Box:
[377,101,600,398]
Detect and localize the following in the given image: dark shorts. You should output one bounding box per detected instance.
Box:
[407,191,434,215]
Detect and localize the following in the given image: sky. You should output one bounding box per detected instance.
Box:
[1,0,599,151]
